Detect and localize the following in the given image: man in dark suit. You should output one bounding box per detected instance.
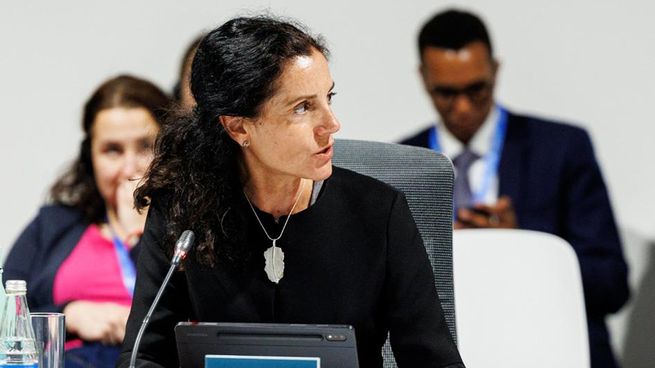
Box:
[401,9,629,368]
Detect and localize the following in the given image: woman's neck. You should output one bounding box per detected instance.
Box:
[102,207,124,239]
[243,173,312,219]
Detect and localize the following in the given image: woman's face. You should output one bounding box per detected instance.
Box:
[90,107,159,208]
[242,48,340,182]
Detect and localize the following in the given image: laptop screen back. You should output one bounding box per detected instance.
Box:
[175,322,359,368]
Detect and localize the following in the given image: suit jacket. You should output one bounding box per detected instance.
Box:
[401,112,629,368]
[5,205,142,311]
[4,205,89,312]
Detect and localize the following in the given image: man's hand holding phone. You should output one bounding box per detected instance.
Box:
[455,195,518,229]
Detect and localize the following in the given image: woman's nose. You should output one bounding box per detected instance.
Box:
[316,108,340,136]
[120,154,139,179]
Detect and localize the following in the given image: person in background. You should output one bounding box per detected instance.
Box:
[172,35,203,112]
[117,16,464,368]
[3,75,171,368]
[400,9,629,368]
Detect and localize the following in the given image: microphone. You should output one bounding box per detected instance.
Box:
[172,230,195,266]
[129,230,195,368]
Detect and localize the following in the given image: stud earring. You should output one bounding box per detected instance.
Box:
[242,140,250,148]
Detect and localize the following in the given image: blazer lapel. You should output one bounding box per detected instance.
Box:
[498,114,528,205]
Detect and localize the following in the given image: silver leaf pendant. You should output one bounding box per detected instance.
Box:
[263,242,285,284]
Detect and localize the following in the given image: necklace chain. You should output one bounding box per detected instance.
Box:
[243,181,306,242]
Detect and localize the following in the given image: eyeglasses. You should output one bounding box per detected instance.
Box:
[429,81,493,106]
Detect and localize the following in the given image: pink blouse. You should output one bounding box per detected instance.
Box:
[53,224,133,349]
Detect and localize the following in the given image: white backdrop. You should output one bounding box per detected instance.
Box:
[1,0,654,363]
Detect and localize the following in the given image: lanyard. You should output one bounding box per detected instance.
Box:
[428,105,508,204]
[106,221,137,297]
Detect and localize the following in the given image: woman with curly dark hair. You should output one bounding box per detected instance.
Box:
[118,16,463,368]
[4,75,171,368]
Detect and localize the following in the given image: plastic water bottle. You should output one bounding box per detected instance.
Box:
[0,270,5,365]
[0,280,38,368]
[0,267,7,304]
[0,269,5,317]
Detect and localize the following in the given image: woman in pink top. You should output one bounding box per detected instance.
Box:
[4,75,171,368]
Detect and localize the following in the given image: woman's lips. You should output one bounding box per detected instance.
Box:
[315,144,333,159]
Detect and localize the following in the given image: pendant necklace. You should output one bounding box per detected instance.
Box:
[244,181,305,284]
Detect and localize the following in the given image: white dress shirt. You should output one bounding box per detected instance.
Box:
[436,106,500,205]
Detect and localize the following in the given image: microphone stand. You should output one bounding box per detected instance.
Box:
[129,230,194,368]
[128,264,176,368]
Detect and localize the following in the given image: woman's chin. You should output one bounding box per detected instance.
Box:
[312,163,333,181]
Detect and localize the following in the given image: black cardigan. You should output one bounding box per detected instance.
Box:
[117,167,464,368]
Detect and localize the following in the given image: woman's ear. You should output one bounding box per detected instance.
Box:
[219,115,249,146]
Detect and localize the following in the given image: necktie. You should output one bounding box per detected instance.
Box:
[453,148,479,210]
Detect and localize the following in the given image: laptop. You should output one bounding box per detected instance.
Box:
[175,322,359,368]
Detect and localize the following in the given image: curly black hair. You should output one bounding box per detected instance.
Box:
[135,16,328,266]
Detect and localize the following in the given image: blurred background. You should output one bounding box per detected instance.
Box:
[1,0,653,365]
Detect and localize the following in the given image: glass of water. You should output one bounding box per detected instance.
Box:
[30,313,65,368]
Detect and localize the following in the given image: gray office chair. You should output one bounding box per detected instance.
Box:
[332,139,456,368]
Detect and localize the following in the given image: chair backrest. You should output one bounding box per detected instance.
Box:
[333,139,456,368]
[453,229,590,368]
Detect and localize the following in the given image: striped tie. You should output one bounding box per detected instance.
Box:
[453,148,479,210]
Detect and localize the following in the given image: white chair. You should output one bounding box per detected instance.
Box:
[453,229,590,368]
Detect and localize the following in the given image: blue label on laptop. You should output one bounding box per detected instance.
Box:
[205,355,320,368]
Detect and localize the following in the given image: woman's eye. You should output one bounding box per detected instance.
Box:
[293,101,310,114]
[327,91,337,105]
[104,145,122,156]
[139,140,154,152]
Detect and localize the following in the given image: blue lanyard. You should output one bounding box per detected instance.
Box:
[106,221,137,297]
[428,105,508,204]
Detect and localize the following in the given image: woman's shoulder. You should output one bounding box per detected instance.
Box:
[36,204,86,222]
[6,205,88,265]
[329,166,401,203]
[332,165,397,188]
[29,204,88,234]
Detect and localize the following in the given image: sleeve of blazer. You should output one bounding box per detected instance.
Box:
[562,129,629,316]
[3,207,85,314]
[3,212,43,290]
[117,198,190,368]
[385,192,465,368]
[3,210,62,313]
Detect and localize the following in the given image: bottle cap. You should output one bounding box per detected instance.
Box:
[5,280,27,293]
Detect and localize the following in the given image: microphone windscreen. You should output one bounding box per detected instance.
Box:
[175,230,195,253]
